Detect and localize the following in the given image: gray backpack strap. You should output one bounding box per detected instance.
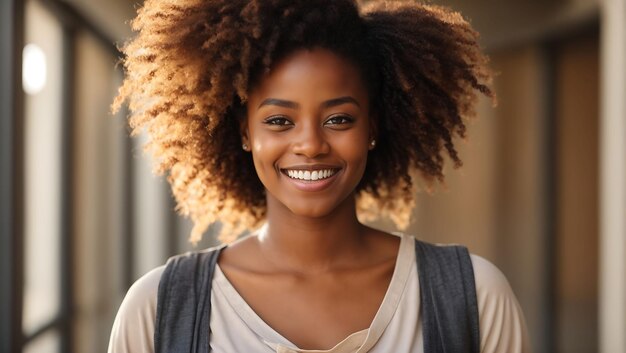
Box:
[154,246,225,353]
[415,239,480,353]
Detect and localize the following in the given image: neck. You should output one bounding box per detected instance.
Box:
[259,194,368,273]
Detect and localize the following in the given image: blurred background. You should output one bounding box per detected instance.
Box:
[1,0,625,352]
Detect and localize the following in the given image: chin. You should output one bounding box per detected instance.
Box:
[286,202,338,219]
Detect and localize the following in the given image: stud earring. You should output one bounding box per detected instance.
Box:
[369,139,376,150]
[242,143,249,151]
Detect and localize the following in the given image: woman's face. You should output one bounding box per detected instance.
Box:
[242,48,373,219]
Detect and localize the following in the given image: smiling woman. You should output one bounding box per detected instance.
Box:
[108,1,530,353]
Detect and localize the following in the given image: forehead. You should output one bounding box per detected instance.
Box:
[249,48,368,103]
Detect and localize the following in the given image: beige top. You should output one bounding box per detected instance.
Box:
[108,234,531,353]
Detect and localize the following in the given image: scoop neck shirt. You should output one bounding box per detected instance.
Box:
[210,232,414,353]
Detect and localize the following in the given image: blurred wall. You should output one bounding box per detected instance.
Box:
[22,0,64,348]
[439,0,599,48]
[72,30,128,352]
[554,34,599,353]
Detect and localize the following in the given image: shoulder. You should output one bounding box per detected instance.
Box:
[120,265,164,313]
[469,254,532,353]
[470,254,515,299]
[107,265,165,353]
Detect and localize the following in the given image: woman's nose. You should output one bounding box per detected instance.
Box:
[291,123,330,158]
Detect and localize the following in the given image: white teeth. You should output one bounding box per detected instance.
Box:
[285,168,337,181]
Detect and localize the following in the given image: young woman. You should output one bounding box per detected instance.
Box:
[108,1,531,352]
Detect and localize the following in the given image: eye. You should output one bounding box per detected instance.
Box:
[324,115,354,127]
[263,116,293,127]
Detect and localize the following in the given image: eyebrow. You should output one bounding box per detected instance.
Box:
[257,96,360,110]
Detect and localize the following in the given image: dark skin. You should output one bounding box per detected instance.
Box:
[218,48,401,350]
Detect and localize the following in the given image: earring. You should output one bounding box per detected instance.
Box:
[242,143,249,151]
[369,139,376,150]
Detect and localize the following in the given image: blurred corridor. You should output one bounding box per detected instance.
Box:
[1,0,625,352]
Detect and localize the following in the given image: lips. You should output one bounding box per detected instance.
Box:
[279,165,342,191]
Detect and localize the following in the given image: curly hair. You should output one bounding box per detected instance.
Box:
[113,0,494,244]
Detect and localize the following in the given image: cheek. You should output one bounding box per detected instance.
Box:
[249,131,283,178]
[334,132,370,172]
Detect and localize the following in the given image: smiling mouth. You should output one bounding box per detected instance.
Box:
[281,168,340,181]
